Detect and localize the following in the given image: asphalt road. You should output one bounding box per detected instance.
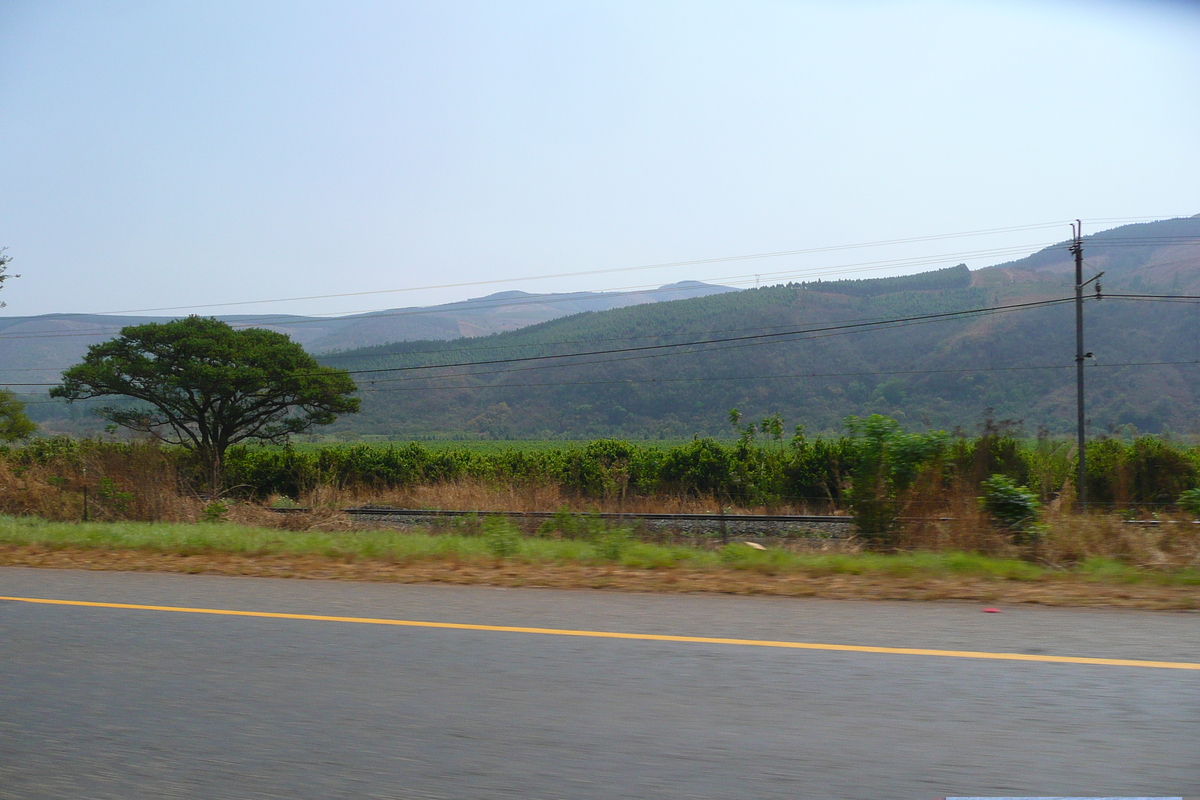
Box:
[1,567,1197,799]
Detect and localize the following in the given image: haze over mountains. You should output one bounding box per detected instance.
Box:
[20,216,1200,439]
[306,215,1200,439]
[0,280,734,390]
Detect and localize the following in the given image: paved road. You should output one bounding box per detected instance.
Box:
[1,567,1197,799]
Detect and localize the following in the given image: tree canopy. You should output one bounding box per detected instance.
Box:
[51,316,360,487]
[0,390,35,442]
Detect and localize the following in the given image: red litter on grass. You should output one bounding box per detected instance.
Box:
[981,607,1002,613]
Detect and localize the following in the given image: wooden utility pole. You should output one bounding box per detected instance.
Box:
[1071,220,1087,509]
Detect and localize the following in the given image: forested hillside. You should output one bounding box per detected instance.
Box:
[0,281,735,388]
[311,216,1200,439]
[21,216,1200,440]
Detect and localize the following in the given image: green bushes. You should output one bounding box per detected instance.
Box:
[481,517,522,558]
[1177,488,1200,517]
[223,442,474,495]
[470,512,636,562]
[844,414,947,545]
[215,435,858,507]
[979,475,1041,542]
[1083,436,1198,508]
[8,420,1200,518]
[659,438,734,496]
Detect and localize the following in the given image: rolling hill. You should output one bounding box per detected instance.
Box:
[0,280,736,392]
[297,215,1200,439]
[21,215,1200,439]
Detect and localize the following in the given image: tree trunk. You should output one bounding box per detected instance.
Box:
[199,445,223,496]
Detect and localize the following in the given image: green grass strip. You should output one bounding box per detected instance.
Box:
[1,516,1198,586]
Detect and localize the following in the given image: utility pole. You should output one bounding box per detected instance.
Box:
[1071,220,1087,509]
[1069,221,1105,509]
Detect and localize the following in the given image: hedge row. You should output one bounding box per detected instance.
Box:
[6,425,1198,509]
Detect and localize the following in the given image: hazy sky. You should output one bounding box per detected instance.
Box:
[1,0,1197,318]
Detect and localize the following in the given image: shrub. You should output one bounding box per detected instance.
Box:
[200,501,228,523]
[593,527,633,561]
[1178,488,1200,517]
[844,414,948,546]
[979,474,1040,541]
[537,508,605,540]
[481,516,522,558]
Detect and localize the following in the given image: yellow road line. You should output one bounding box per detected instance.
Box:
[4,595,1199,671]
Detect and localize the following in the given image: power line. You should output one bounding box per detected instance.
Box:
[0,241,1058,342]
[1104,293,1200,302]
[6,296,1078,388]
[355,358,1200,394]
[48,220,1074,317]
[19,355,1196,405]
[3,232,1196,346]
[350,301,1077,385]
[0,297,1014,379]
[15,285,1200,386]
[332,297,1079,380]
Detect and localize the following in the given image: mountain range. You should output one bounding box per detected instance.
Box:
[21,215,1200,439]
[305,215,1200,439]
[0,280,735,391]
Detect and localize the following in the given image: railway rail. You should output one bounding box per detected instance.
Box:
[340,507,849,524]
[271,506,857,538]
[265,507,1182,540]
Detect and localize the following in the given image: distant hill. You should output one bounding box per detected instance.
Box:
[21,216,1200,439]
[0,280,737,392]
[284,215,1200,439]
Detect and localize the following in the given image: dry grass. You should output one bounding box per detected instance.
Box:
[2,454,1197,586]
[1033,512,1200,571]
[2,544,1197,610]
[897,490,1200,572]
[898,496,1013,554]
[289,478,839,517]
[0,453,197,523]
[1,515,1198,614]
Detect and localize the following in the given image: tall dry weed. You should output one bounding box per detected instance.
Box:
[897,495,1020,557]
[0,443,198,522]
[894,484,1200,570]
[0,461,84,520]
[336,478,839,516]
[1034,512,1200,570]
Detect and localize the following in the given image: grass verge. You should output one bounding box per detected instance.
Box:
[0,516,1197,609]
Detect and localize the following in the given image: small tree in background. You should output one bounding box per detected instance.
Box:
[51,316,360,490]
[0,390,36,442]
[845,414,948,546]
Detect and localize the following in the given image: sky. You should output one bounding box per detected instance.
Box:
[1,0,1198,319]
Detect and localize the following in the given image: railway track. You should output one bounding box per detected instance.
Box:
[267,507,1190,535]
[270,506,857,538]
[339,507,850,524]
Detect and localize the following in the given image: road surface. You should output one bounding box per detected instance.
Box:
[1,566,1197,799]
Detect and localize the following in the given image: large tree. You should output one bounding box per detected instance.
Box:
[51,316,360,488]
